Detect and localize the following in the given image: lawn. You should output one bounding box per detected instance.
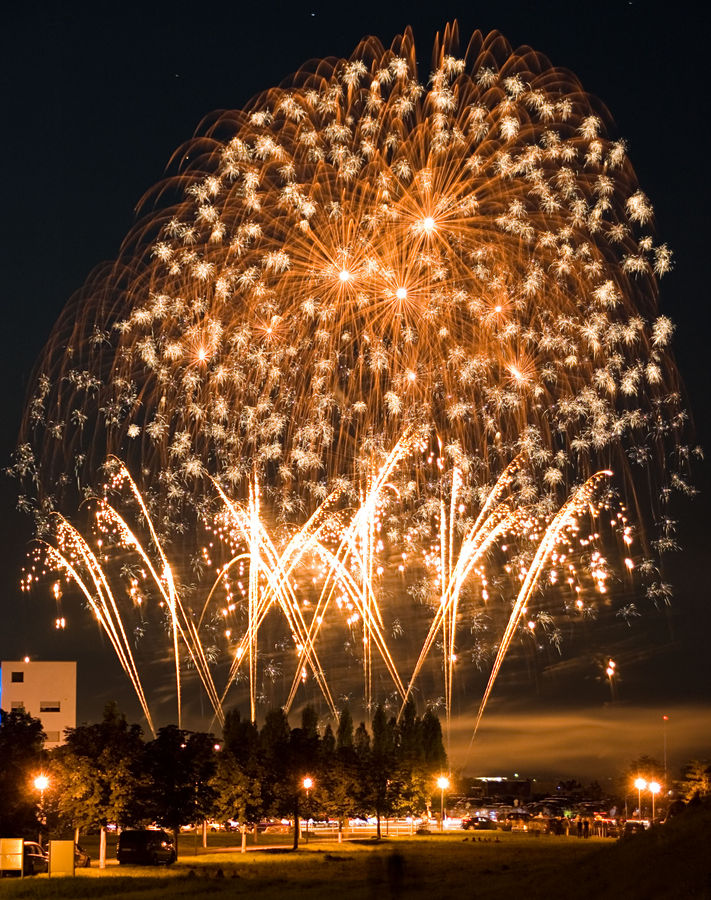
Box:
[0,833,609,899]
[1,809,709,899]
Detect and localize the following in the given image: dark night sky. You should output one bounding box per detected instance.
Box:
[1,0,710,778]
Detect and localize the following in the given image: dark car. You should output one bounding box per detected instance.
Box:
[23,842,48,875]
[117,830,176,865]
[461,815,496,830]
[622,819,650,836]
[75,844,91,868]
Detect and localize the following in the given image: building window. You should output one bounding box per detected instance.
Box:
[10,701,25,711]
[11,671,24,683]
[44,731,60,743]
[39,701,61,713]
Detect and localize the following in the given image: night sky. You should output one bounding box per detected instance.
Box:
[1,0,710,780]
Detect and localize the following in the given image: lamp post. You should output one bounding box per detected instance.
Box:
[634,777,647,819]
[303,777,313,843]
[33,774,49,844]
[605,659,616,701]
[437,776,450,832]
[662,715,669,786]
[649,781,661,823]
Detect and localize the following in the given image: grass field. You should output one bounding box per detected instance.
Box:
[1,809,709,899]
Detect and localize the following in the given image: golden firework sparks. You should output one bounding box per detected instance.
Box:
[14,24,691,739]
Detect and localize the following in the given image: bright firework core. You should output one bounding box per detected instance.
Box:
[16,24,689,745]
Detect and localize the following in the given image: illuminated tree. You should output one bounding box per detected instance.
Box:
[679,760,711,802]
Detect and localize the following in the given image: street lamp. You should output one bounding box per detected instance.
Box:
[437,776,450,831]
[605,658,616,701]
[33,774,49,795]
[662,715,669,785]
[303,777,313,843]
[649,781,661,822]
[33,774,50,843]
[634,777,647,819]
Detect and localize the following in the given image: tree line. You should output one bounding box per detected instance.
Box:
[0,700,447,855]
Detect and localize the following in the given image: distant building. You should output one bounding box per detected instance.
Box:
[0,660,76,747]
[459,775,533,803]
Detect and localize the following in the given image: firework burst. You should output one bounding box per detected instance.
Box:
[15,24,691,737]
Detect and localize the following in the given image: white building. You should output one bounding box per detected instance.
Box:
[0,660,76,747]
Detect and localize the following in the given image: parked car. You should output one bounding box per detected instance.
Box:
[74,844,91,868]
[527,816,550,834]
[461,815,496,830]
[622,819,650,836]
[117,830,176,865]
[501,812,531,832]
[23,842,48,875]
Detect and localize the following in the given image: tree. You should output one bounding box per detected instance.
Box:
[319,708,360,839]
[556,778,583,796]
[336,706,354,752]
[391,701,441,820]
[49,702,145,866]
[366,705,397,839]
[389,701,448,823]
[0,708,45,838]
[210,749,262,842]
[223,708,261,769]
[679,760,711,801]
[259,707,291,826]
[420,709,447,773]
[354,720,370,760]
[213,709,264,845]
[143,726,219,858]
[286,706,321,849]
[353,719,371,818]
[350,704,448,835]
[389,700,425,819]
[586,780,603,801]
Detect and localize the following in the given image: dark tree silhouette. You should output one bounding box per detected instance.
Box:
[0,708,45,838]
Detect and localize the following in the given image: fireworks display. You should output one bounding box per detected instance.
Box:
[14,25,691,740]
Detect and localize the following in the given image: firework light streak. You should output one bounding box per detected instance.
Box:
[208,474,338,720]
[208,430,413,718]
[99,463,225,729]
[290,428,415,712]
[15,23,691,743]
[27,440,614,742]
[469,469,612,747]
[39,519,155,735]
[401,458,523,734]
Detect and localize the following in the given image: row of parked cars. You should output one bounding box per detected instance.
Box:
[460,810,656,837]
[461,811,550,832]
[4,831,176,876]
[4,842,91,876]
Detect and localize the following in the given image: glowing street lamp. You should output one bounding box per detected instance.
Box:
[437,776,450,831]
[302,776,313,843]
[604,658,617,701]
[33,774,50,843]
[649,781,661,822]
[33,774,49,795]
[634,777,647,818]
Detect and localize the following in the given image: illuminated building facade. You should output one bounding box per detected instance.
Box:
[0,660,76,747]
